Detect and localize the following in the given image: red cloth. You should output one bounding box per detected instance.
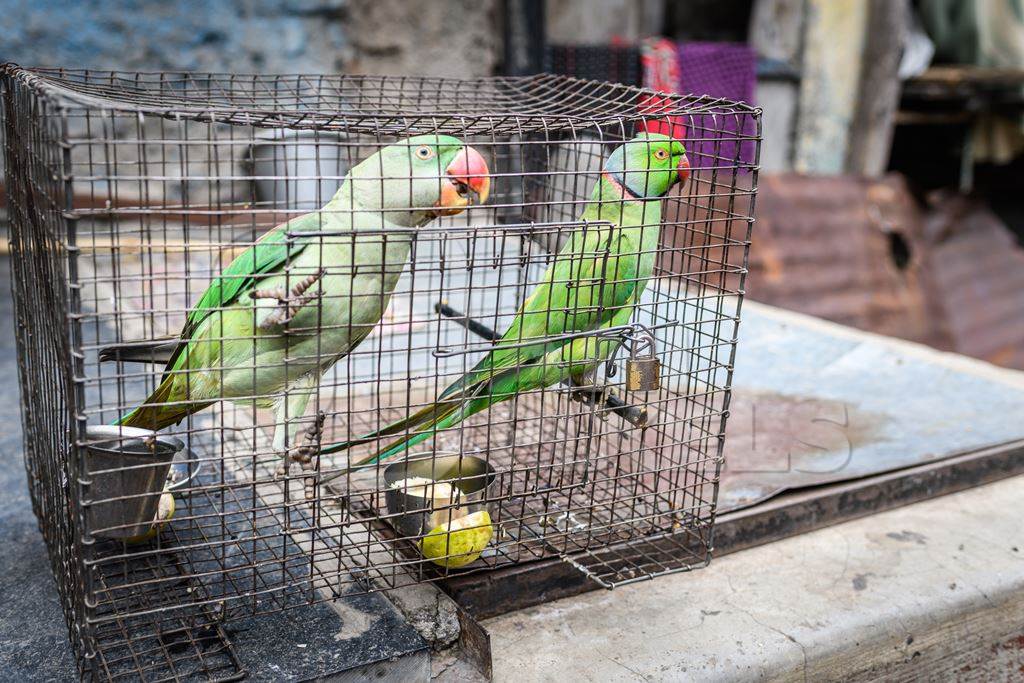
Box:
[638,38,686,140]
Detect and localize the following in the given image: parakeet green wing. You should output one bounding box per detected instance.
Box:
[440,224,640,400]
[162,214,318,376]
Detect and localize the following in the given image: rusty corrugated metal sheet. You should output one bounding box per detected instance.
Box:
[662,171,1024,370]
[662,172,951,348]
[921,191,1024,369]
[743,173,947,346]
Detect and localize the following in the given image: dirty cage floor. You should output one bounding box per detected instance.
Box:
[85,382,722,668]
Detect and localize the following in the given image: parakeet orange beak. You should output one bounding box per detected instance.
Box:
[676,154,691,188]
[436,146,491,215]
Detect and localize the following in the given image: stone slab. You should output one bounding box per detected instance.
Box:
[484,474,1024,681]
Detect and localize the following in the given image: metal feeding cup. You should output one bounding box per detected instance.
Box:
[81,425,182,540]
[383,453,496,540]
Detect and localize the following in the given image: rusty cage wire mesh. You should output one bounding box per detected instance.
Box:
[2,65,759,680]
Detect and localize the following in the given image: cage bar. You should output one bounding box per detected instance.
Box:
[2,64,759,679]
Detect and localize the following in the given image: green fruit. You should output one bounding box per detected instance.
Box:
[420,510,492,569]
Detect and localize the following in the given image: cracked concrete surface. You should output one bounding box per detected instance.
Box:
[387,581,462,650]
[483,475,1024,681]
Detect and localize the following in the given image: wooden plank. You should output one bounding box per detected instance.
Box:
[911,65,1024,86]
[846,0,908,176]
[756,81,800,172]
[794,0,869,174]
[749,0,807,172]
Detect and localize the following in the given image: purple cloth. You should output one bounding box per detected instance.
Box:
[677,42,757,170]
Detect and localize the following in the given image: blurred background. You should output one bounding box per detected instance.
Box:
[2,0,1023,368]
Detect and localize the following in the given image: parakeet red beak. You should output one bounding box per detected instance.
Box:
[676,154,691,188]
[436,146,491,215]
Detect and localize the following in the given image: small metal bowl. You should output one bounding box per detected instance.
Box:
[383,453,496,539]
[166,446,204,494]
[81,425,182,540]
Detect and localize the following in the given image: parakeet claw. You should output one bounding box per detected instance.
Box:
[250,269,325,331]
[274,411,325,479]
[293,411,325,470]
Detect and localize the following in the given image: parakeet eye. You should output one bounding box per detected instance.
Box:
[654,148,669,160]
[415,145,434,160]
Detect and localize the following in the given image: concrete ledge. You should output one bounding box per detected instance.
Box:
[484,475,1024,681]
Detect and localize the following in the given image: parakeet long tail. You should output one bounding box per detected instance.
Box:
[330,363,530,476]
[114,375,207,431]
[319,396,462,455]
[320,330,528,461]
[98,337,180,365]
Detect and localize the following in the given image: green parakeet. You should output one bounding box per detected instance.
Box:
[115,135,491,464]
[324,133,689,472]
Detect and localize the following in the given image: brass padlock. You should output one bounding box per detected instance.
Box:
[625,333,660,392]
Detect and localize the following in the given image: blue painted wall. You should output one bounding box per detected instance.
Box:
[1,0,350,73]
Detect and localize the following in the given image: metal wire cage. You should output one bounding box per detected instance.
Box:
[2,65,759,679]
